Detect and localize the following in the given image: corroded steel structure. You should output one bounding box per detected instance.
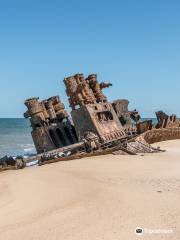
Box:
[64,74,126,142]
[22,73,180,164]
[137,128,180,144]
[24,96,78,153]
[63,73,112,110]
[135,111,180,144]
[112,99,140,135]
[2,72,180,173]
[112,99,153,135]
[155,111,180,129]
[136,120,153,134]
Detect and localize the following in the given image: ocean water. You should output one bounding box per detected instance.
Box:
[0,118,36,158]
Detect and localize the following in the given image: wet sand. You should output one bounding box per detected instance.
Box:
[0,140,180,240]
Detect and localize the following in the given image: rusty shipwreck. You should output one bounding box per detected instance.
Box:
[1,73,180,171]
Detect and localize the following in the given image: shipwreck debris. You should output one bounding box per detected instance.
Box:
[112,99,139,135]
[136,120,153,134]
[137,128,180,144]
[3,73,180,173]
[64,74,126,143]
[22,73,177,167]
[112,99,153,135]
[0,155,26,171]
[135,111,180,144]
[155,111,180,129]
[24,96,78,153]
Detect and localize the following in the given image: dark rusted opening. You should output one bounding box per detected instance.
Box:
[49,129,59,148]
[119,116,126,126]
[64,127,74,144]
[35,124,41,128]
[56,128,67,146]
[71,125,78,141]
[97,111,113,122]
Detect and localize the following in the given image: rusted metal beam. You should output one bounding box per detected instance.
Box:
[25,141,85,163]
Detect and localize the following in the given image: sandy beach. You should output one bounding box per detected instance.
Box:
[0,140,180,240]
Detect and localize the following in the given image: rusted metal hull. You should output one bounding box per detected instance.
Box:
[136,128,180,144]
[71,103,126,142]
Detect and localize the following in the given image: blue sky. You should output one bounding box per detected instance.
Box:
[0,0,180,117]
